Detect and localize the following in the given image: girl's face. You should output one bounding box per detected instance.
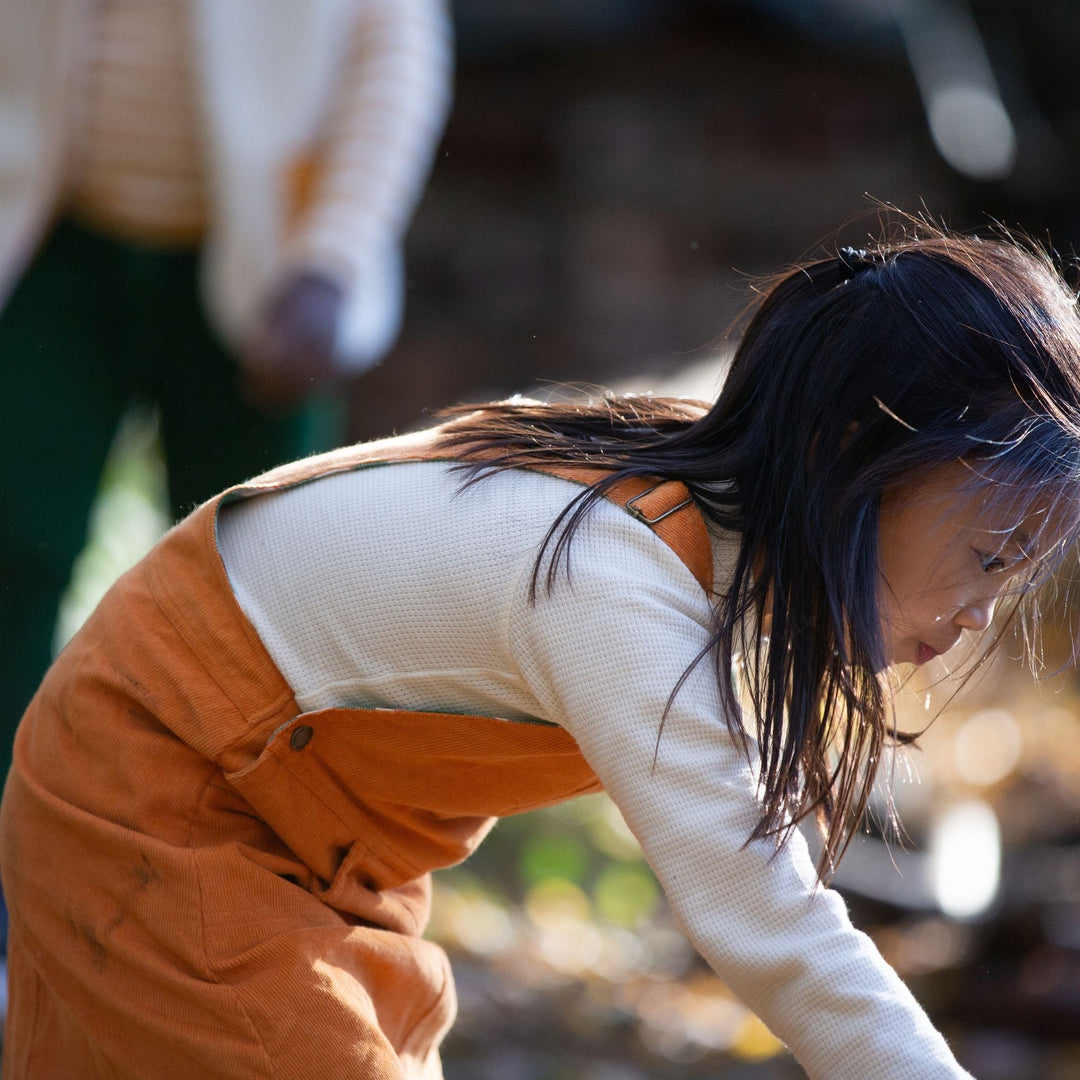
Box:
[877,464,1038,667]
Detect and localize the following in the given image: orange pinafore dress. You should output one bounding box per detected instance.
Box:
[0,426,712,1079]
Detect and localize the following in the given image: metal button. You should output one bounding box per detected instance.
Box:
[289,724,314,750]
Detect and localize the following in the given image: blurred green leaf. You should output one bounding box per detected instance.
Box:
[593,864,660,928]
[521,832,590,886]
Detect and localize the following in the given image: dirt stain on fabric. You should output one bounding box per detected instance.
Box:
[69,916,108,972]
[67,856,161,971]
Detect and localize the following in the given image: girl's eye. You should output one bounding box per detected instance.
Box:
[976,550,1007,573]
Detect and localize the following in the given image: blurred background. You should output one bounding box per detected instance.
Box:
[49,1,1080,1077]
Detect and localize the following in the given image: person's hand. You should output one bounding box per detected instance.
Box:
[242,271,346,410]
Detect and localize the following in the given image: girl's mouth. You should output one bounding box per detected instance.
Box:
[917,643,938,665]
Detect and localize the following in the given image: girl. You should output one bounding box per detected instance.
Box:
[3,226,1080,1079]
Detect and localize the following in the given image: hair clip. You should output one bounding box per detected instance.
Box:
[837,246,874,276]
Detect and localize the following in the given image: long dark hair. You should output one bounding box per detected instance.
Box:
[435,224,1080,879]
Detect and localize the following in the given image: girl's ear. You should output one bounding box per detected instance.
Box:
[811,421,858,462]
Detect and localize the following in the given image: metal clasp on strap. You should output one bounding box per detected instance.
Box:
[625,482,692,525]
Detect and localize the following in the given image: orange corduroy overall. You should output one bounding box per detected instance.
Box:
[0,429,712,1079]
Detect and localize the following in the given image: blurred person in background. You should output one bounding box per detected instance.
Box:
[0,0,454,791]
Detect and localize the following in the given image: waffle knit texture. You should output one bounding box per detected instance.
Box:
[216,458,976,1080]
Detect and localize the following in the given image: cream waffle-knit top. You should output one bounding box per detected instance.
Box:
[217,459,974,1080]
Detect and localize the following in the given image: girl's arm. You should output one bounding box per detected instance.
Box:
[509,502,975,1080]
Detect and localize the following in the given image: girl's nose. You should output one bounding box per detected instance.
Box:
[953,596,998,634]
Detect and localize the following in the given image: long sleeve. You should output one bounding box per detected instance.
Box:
[281,0,453,288]
[507,509,974,1080]
[190,0,452,364]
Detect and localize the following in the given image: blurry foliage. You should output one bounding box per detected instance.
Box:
[430,794,798,1078]
[54,407,169,653]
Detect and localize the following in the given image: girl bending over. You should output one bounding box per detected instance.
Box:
[4,226,1080,1079]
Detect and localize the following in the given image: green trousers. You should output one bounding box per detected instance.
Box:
[0,220,343,777]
